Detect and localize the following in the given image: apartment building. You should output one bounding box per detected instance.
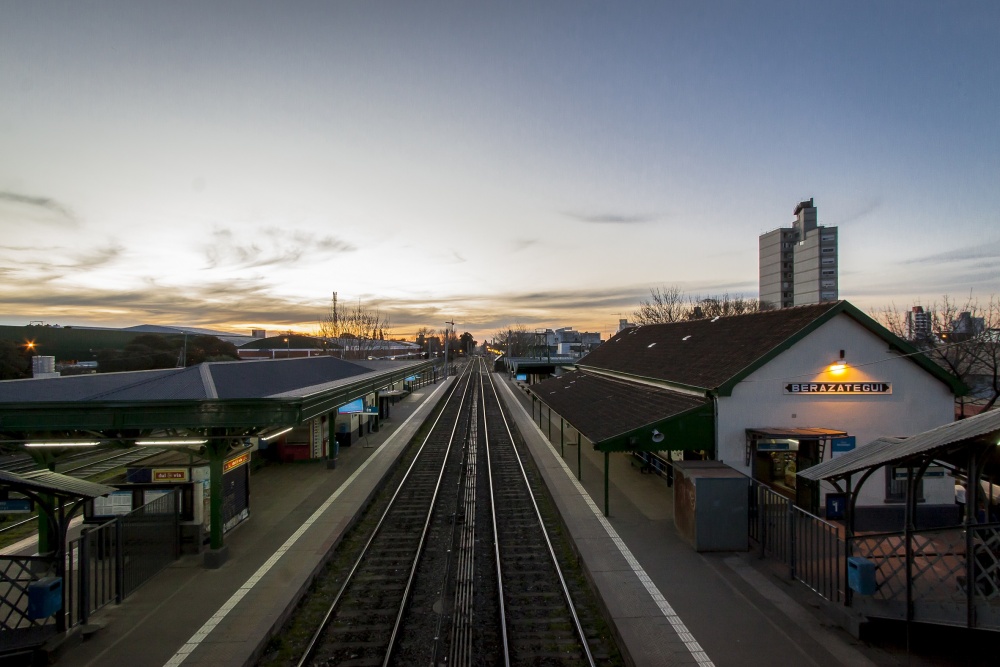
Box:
[759,198,838,309]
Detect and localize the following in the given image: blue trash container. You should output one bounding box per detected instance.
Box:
[847,557,876,595]
[27,576,62,620]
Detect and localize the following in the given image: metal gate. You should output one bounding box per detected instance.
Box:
[66,489,180,626]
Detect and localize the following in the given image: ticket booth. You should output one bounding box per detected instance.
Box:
[86,447,254,553]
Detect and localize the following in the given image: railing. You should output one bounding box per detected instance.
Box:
[849,523,1000,630]
[66,490,180,627]
[0,554,60,654]
[749,480,844,603]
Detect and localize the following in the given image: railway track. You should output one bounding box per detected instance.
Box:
[285,358,612,667]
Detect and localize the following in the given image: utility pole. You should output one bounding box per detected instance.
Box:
[443,320,455,379]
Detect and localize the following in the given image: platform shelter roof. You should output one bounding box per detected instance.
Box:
[799,407,1000,483]
[528,369,714,452]
[0,356,435,434]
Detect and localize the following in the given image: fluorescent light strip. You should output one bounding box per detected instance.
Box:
[25,441,100,448]
[135,439,208,446]
[260,427,293,441]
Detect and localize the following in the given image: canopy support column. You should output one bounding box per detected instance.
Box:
[604,450,610,517]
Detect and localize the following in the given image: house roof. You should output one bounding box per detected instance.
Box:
[527,369,714,451]
[577,301,964,396]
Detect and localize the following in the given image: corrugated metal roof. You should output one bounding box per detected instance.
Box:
[207,357,372,399]
[0,470,116,498]
[0,368,184,402]
[528,369,709,444]
[799,408,1000,482]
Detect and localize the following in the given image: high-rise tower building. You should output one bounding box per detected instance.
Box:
[758,198,838,309]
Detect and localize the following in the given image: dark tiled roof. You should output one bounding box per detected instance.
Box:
[580,302,844,390]
[529,370,708,443]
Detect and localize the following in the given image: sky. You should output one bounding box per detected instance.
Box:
[1,1,998,343]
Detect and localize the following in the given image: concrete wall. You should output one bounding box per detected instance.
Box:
[717,313,955,510]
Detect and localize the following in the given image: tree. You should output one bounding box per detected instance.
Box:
[459,332,476,355]
[318,291,393,359]
[492,324,534,357]
[633,285,772,325]
[871,294,1000,416]
[185,335,240,364]
[0,340,30,380]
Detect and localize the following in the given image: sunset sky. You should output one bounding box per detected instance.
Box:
[2,1,998,342]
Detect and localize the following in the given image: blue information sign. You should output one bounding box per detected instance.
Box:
[826,493,848,520]
[0,499,34,513]
[830,436,856,457]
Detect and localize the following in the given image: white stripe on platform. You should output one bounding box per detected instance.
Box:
[497,378,715,667]
[162,387,441,667]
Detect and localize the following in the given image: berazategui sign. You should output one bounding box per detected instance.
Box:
[785,382,891,395]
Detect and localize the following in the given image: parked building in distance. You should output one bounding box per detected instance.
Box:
[906,306,932,341]
[759,198,838,309]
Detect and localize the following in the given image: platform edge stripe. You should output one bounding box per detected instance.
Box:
[161,383,444,667]
[496,376,716,667]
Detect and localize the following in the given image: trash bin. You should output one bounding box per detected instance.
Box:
[27,576,62,620]
[847,556,876,595]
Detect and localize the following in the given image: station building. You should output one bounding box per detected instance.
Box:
[528,301,964,528]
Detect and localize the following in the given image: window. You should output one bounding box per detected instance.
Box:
[822,247,836,254]
[821,234,836,242]
[822,257,835,265]
[821,269,836,276]
[885,466,924,503]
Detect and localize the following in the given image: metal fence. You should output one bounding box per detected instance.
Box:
[66,489,180,627]
[848,523,1000,630]
[0,554,60,655]
[749,480,845,603]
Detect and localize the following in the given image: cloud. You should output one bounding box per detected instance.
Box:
[0,191,78,226]
[563,212,654,225]
[511,238,539,252]
[904,240,1000,265]
[204,226,355,269]
[828,197,883,227]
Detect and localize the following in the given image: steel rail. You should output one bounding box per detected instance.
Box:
[481,358,511,667]
[483,364,596,667]
[381,361,475,666]
[295,361,475,667]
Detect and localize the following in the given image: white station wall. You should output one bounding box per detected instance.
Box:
[716,313,955,506]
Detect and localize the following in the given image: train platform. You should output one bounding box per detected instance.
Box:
[45,367,892,667]
[493,375,889,667]
[51,377,455,667]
